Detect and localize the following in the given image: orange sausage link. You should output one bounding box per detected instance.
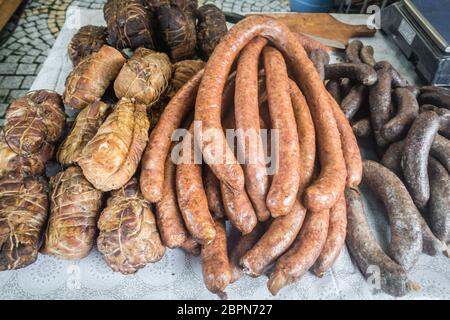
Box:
[267,209,330,295]
[311,194,347,277]
[240,200,307,277]
[235,36,271,222]
[141,70,204,203]
[229,222,267,283]
[328,92,362,188]
[263,46,301,217]
[288,79,316,197]
[201,219,231,297]
[220,183,257,235]
[155,144,190,248]
[204,167,226,219]
[176,124,216,244]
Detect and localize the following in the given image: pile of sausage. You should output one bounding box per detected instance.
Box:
[318,40,450,296]
[139,15,362,297]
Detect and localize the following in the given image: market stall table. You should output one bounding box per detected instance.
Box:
[0,7,448,300]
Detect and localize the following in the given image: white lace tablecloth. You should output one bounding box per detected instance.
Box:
[1,7,448,300]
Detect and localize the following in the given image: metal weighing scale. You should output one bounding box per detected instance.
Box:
[381,0,450,86]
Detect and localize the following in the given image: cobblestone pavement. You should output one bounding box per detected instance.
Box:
[0,0,289,125]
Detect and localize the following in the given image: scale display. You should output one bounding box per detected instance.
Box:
[381,0,450,86]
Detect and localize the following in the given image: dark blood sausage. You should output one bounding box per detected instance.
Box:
[229,222,267,283]
[381,142,449,256]
[204,167,226,219]
[420,103,450,114]
[328,92,363,189]
[289,80,316,197]
[419,105,450,139]
[420,209,449,256]
[309,48,330,80]
[324,63,377,86]
[419,92,450,110]
[312,194,347,277]
[263,46,301,217]
[326,80,341,104]
[240,200,307,277]
[220,183,257,235]
[267,209,329,295]
[420,85,450,96]
[390,66,409,88]
[345,188,417,297]
[345,40,363,63]
[201,219,231,298]
[234,36,271,222]
[140,69,203,203]
[401,111,440,210]
[380,140,405,178]
[369,62,393,147]
[176,124,216,244]
[352,118,372,139]
[155,144,190,248]
[341,84,367,120]
[340,78,353,97]
[428,158,450,244]
[194,16,346,213]
[405,85,420,97]
[360,45,376,67]
[430,134,450,174]
[381,87,419,142]
[363,160,422,270]
[437,109,450,138]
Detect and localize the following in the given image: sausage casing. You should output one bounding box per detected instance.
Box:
[220,183,257,235]
[381,87,419,142]
[263,46,301,217]
[267,208,329,295]
[140,70,204,203]
[204,166,226,219]
[240,200,306,277]
[176,124,216,244]
[234,36,271,221]
[345,188,415,297]
[363,161,422,270]
[229,222,267,283]
[369,62,393,147]
[201,219,231,297]
[156,144,190,248]
[428,158,450,243]
[312,194,347,277]
[289,80,316,196]
[401,111,440,210]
